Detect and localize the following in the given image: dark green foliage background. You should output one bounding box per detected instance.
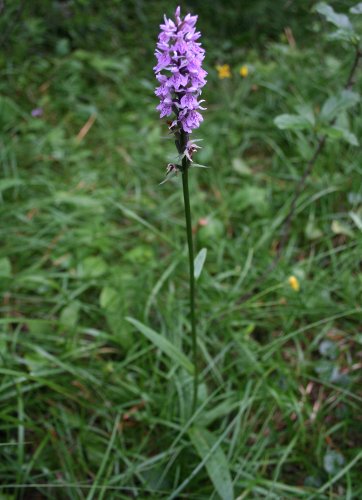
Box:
[0,0,361,498]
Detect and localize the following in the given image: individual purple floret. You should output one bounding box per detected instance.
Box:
[154,6,207,134]
[31,107,43,117]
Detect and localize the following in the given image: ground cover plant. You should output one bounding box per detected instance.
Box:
[0,0,361,498]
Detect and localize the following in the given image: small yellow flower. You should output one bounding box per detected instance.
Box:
[240,65,249,78]
[216,64,231,79]
[288,275,300,292]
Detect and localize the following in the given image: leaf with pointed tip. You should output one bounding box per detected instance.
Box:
[194,248,207,280]
[274,114,312,131]
[191,163,210,169]
[327,29,359,44]
[315,3,353,30]
[320,90,360,121]
[189,426,234,500]
[349,211,362,231]
[350,3,362,14]
[331,220,354,238]
[322,126,359,146]
[126,317,194,374]
[0,178,24,193]
[295,104,315,126]
[159,171,177,185]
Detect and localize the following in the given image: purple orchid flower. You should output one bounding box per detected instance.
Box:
[153,6,208,413]
[31,107,43,118]
[154,6,207,135]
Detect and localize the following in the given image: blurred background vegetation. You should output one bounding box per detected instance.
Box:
[0,0,361,498]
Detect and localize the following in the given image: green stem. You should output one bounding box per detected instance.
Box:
[181,164,198,412]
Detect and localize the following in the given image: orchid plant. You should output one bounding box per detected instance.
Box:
[154,6,207,411]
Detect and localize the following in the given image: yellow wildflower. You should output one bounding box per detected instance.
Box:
[216,64,231,79]
[288,275,300,292]
[240,65,249,78]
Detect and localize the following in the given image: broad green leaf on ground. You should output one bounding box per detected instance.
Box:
[124,245,155,264]
[323,450,345,474]
[99,285,133,349]
[79,256,108,278]
[232,158,252,176]
[315,3,353,30]
[126,317,194,374]
[331,220,354,237]
[232,185,268,216]
[350,3,362,14]
[305,218,323,240]
[295,103,315,126]
[60,301,81,329]
[100,287,133,348]
[189,426,234,500]
[320,90,360,121]
[327,29,359,44]
[274,114,312,131]
[100,286,119,311]
[194,248,207,280]
[319,339,339,359]
[323,126,359,146]
[197,218,224,246]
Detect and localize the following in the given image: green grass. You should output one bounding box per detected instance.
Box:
[0,1,362,498]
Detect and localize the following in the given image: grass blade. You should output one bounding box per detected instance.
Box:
[126,317,194,374]
[188,426,234,500]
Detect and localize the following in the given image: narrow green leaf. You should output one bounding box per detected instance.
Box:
[86,414,121,500]
[274,114,311,131]
[0,178,24,193]
[191,163,210,169]
[349,211,362,231]
[0,257,11,277]
[159,170,177,185]
[53,192,104,211]
[126,317,194,374]
[194,248,207,280]
[0,95,26,129]
[189,426,234,500]
[115,202,177,248]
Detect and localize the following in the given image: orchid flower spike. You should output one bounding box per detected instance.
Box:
[154,6,207,412]
[154,6,207,135]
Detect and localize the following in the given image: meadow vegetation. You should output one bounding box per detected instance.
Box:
[0,1,361,498]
